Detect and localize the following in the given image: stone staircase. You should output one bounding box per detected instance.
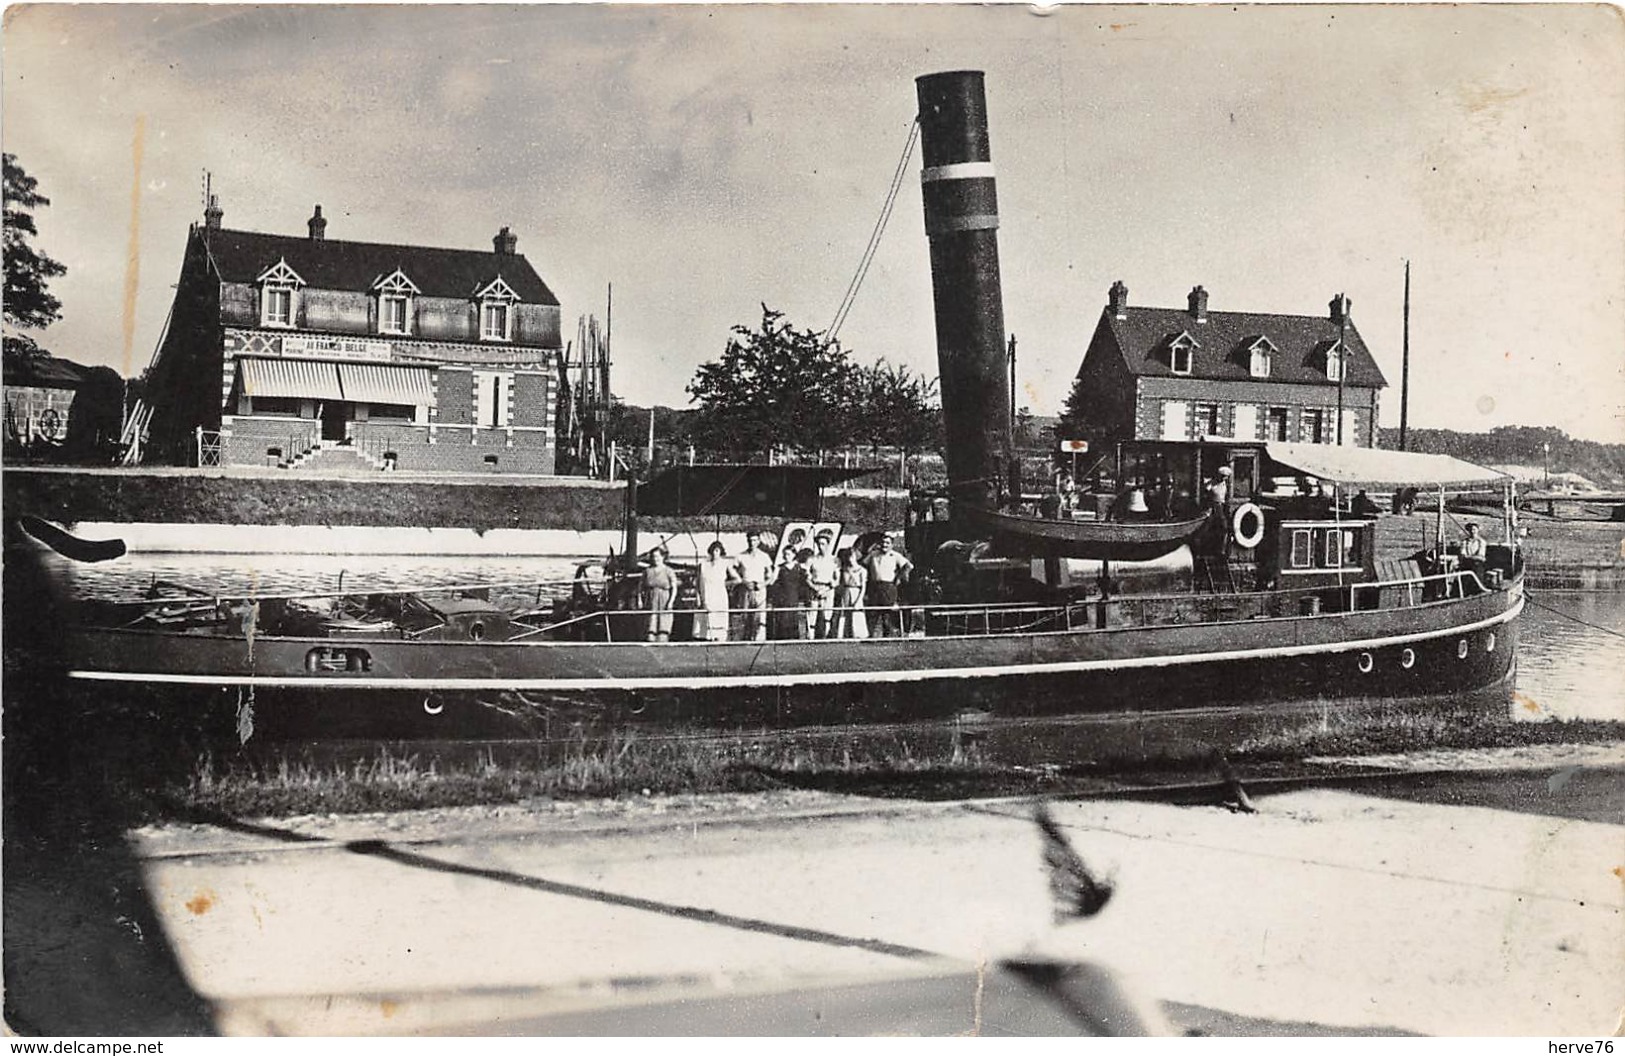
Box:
[284,441,386,475]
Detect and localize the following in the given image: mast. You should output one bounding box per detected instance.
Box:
[1400,260,1411,451]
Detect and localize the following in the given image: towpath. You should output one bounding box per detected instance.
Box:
[9,747,1615,1037]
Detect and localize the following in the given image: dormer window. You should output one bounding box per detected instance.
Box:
[1167,332,1199,376]
[256,258,305,329]
[1246,337,1276,378]
[1324,340,1347,382]
[372,268,420,336]
[474,276,519,342]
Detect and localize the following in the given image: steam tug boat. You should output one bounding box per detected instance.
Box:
[56,71,1523,746]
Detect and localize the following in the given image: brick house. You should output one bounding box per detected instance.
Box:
[1063,282,1387,452]
[143,198,561,473]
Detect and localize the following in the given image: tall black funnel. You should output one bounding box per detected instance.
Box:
[916,70,1011,511]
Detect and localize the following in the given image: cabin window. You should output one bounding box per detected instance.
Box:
[1320,527,1359,567]
[1289,529,1313,568]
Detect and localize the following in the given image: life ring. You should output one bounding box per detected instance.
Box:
[1230,502,1265,549]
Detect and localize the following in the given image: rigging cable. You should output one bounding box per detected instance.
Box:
[826,118,920,343]
[1523,589,1625,639]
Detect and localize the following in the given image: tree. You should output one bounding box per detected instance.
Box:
[687,305,861,457]
[3,154,66,366]
[856,360,942,457]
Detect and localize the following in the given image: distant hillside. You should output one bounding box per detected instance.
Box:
[1381,426,1625,489]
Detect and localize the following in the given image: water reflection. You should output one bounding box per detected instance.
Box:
[1516,591,1625,723]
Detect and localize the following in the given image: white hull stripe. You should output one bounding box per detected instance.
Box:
[68,599,1521,691]
[921,162,996,183]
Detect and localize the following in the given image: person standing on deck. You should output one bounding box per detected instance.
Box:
[769,548,815,639]
[697,540,738,642]
[807,530,840,638]
[864,536,913,638]
[834,547,869,639]
[1204,465,1233,550]
[734,529,774,641]
[641,548,676,642]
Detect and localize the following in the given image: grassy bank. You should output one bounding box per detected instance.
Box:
[167,715,1625,819]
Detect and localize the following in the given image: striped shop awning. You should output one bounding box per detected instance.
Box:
[238,357,343,400]
[338,363,436,406]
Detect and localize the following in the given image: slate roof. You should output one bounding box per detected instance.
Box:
[201,227,559,306]
[1101,304,1387,388]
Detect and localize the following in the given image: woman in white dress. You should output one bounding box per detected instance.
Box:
[697,540,738,642]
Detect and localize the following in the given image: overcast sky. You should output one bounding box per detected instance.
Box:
[4,4,1622,441]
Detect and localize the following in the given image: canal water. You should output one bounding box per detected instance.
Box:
[38,551,1625,724]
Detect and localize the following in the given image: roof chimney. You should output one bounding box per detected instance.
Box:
[1330,292,1351,325]
[307,204,327,241]
[204,194,223,233]
[1108,280,1129,319]
[1188,285,1209,323]
[494,226,517,255]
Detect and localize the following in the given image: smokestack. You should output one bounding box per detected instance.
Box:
[916,70,1011,512]
[307,204,327,241]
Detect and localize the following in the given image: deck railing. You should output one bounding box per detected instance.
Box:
[94,567,1513,643]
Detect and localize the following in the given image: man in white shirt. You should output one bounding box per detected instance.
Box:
[733,530,775,642]
[1458,521,1488,588]
[807,530,840,638]
[864,535,913,638]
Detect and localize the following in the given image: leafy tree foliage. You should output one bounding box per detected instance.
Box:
[686,306,946,460]
[853,360,942,457]
[3,154,66,365]
[687,305,863,456]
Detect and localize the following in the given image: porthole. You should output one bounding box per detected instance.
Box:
[1400,648,1416,669]
[1485,632,1496,653]
[1357,652,1374,674]
[1457,639,1469,660]
[469,621,486,642]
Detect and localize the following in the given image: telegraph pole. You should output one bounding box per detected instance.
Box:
[1399,261,1411,451]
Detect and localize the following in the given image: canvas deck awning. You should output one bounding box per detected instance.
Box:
[1265,441,1509,491]
[237,357,342,401]
[338,363,435,406]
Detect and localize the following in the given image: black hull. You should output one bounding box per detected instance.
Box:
[65,586,1523,744]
